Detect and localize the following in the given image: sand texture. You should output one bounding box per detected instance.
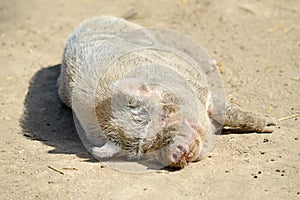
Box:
[0,0,299,199]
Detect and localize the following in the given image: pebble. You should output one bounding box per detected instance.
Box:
[263,138,269,143]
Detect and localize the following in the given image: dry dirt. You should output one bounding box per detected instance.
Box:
[0,0,299,199]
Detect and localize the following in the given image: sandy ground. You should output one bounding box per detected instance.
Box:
[0,0,299,199]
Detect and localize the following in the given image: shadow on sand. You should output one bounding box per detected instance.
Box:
[20,65,258,171]
[20,64,95,161]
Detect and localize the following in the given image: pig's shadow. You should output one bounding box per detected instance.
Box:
[21,65,257,170]
[20,64,95,160]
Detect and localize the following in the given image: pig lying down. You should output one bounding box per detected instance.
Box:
[57,16,276,170]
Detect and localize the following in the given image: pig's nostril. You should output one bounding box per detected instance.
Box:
[172,154,178,161]
[176,145,183,152]
[176,145,188,154]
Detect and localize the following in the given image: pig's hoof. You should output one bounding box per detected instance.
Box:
[261,117,277,133]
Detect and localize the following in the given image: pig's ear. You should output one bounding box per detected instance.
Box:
[112,78,142,94]
[112,78,153,97]
[91,141,121,158]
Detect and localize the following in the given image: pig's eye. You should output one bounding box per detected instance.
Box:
[128,97,141,108]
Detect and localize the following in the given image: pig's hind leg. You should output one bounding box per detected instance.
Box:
[224,103,277,133]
